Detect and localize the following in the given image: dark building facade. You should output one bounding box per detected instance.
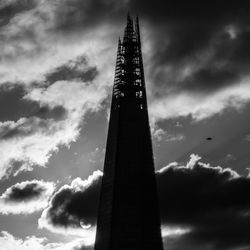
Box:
[94,15,163,250]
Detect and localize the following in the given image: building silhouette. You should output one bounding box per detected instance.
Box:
[94,15,164,250]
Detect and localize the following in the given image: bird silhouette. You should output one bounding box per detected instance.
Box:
[206,137,213,141]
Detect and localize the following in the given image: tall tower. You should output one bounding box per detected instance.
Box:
[94,15,163,250]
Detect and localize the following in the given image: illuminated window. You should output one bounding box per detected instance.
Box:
[133,57,139,64]
[136,91,143,98]
[135,68,140,76]
[135,79,141,86]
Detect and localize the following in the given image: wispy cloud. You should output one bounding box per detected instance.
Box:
[0,79,107,179]
[1,0,250,179]
[152,127,185,142]
[0,0,119,178]
[149,77,250,122]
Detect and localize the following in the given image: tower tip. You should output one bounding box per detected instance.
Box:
[126,12,133,26]
[135,16,140,29]
[127,12,131,20]
[123,12,135,42]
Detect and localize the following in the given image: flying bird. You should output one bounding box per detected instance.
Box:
[206,137,213,141]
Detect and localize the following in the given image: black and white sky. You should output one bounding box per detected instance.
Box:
[1,0,250,249]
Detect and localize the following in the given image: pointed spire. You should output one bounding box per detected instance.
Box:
[126,12,133,30]
[123,12,134,43]
[94,15,164,250]
[127,12,132,24]
[135,16,141,47]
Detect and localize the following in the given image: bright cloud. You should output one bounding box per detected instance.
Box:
[0,231,91,250]
[149,77,250,122]
[0,79,107,179]
[0,0,117,86]
[161,225,191,238]
[0,0,119,179]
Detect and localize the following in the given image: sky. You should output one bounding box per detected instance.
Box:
[1,0,250,249]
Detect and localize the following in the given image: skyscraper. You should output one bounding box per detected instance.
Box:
[94,15,163,250]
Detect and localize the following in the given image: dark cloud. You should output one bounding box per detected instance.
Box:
[183,68,238,93]
[124,0,250,96]
[0,0,37,27]
[0,84,67,123]
[0,54,98,124]
[0,85,69,141]
[46,56,98,84]
[34,105,67,121]
[157,156,247,224]
[2,181,48,202]
[157,155,250,250]
[48,0,250,98]
[2,0,250,100]
[0,85,37,122]
[0,52,105,179]
[40,155,250,249]
[50,0,249,32]
[1,0,250,97]
[0,114,65,140]
[40,171,102,230]
[0,179,55,214]
[52,0,126,33]
[0,119,42,140]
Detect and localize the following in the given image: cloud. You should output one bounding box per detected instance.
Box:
[0,0,119,178]
[122,0,250,122]
[0,0,37,28]
[0,0,119,85]
[0,231,91,250]
[244,135,250,141]
[161,225,191,239]
[45,56,98,84]
[0,78,107,179]
[37,153,250,249]
[0,180,55,214]
[157,154,250,250]
[39,170,102,242]
[149,77,250,121]
[1,0,250,126]
[152,128,185,142]
[3,0,250,179]
[157,153,240,224]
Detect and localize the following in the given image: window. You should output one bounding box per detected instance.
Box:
[133,57,139,64]
[135,79,141,86]
[136,91,143,98]
[121,57,125,64]
[135,68,140,76]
